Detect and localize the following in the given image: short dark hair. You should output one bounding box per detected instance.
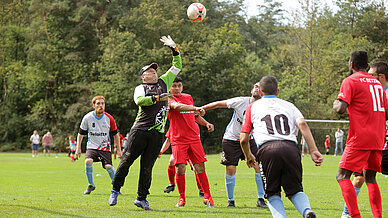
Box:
[371,61,388,79]
[259,76,278,95]
[173,76,182,83]
[350,50,368,70]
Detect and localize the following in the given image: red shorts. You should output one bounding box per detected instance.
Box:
[339,147,382,173]
[171,140,207,165]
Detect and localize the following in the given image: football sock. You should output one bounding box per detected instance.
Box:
[338,179,360,218]
[168,165,176,185]
[85,163,94,187]
[367,183,382,218]
[268,195,287,218]
[255,173,265,199]
[343,187,361,214]
[71,156,74,162]
[106,166,116,181]
[225,173,235,201]
[197,172,211,199]
[290,192,311,217]
[195,173,203,192]
[176,174,186,200]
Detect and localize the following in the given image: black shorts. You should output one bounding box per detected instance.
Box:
[381,150,388,175]
[85,149,112,169]
[257,140,302,198]
[220,139,258,166]
[43,146,51,150]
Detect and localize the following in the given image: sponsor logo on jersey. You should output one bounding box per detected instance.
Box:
[90,132,108,136]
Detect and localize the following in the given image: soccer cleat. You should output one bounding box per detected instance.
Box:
[227,200,235,208]
[108,190,119,206]
[256,198,269,208]
[305,209,316,218]
[134,199,153,211]
[341,208,350,218]
[83,185,95,194]
[175,198,186,207]
[203,198,215,208]
[164,184,175,193]
[199,192,204,198]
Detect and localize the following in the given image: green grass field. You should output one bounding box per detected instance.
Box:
[0,152,387,217]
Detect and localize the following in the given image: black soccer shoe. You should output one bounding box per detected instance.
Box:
[256,198,269,208]
[164,184,175,193]
[227,200,235,208]
[84,185,95,195]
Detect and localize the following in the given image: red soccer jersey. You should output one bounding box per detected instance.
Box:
[168,93,201,144]
[325,138,330,148]
[338,72,387,150]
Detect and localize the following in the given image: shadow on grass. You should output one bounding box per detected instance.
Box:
[2,204,87,217]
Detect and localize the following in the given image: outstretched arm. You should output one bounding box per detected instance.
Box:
[201,100,228,111]
[170,101,205,115]
[297,118,323,166]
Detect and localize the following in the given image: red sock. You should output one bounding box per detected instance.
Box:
[338,179,360,218]
[195,173,203,192]
[168,165,175,185]
[367,183,382,218]
[197,172,211,199]
[176,174,185,200]
[71,156,74,162]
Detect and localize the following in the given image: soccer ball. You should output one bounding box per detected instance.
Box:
[187,3,206,22]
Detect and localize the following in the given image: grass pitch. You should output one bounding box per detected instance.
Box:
[0,152,387,217]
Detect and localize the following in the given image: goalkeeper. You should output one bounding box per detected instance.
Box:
[108,35,181,211]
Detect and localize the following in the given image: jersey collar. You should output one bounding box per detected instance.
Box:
[262,95,277,98]
[93,112,105,120]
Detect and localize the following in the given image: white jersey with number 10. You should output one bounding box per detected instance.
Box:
[242,96,304,147]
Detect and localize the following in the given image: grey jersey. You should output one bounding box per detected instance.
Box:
[223,97,252,141]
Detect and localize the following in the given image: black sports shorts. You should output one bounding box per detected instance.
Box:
[258,140,303,198]
[381,150,388,175]
[85,149,112,169]
[220,139,258,166]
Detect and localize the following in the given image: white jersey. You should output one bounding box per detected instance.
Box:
[79,111,118,151]
[223,97,252,141]
[30,134,39,144]
[241,96,304,147]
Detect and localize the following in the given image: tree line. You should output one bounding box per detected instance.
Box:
[0,0,387,153]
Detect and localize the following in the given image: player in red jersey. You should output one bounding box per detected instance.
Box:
[333,51,388,218]
[341,61,388,218]
[168,76,215,208]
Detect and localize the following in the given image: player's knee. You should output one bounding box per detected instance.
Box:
[85,158,93,164]
[176,164,186,175]
[194,163,205,173]
[105,164,112,169]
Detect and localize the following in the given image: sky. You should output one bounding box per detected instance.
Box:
[244,0,338,21]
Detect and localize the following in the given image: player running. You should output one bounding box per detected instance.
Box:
[168,76,215,208]
[67,135,77,162]
[108,35,181,211]
[201,82,268,208]
[339,60,388,218]
[241,76,323,218]
[75,95,122,195]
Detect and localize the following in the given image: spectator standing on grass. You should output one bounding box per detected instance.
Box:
[30,130,40,158]
[42,132,53,157]
[301,136,309,157]
[333,51,387,218]
[334,128,344,156]
[240,76,323,218]
[325,135,330,155]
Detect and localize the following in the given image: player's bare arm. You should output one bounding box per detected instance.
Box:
[201,100,228,111]
[195,115,214,132]
[297,118,323,166]
[239,132,256,168]
[333,99,348,114]
[75,133,84,159]
[170,101,204,115]
[114,133,122,159]
[159,138,171,158]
